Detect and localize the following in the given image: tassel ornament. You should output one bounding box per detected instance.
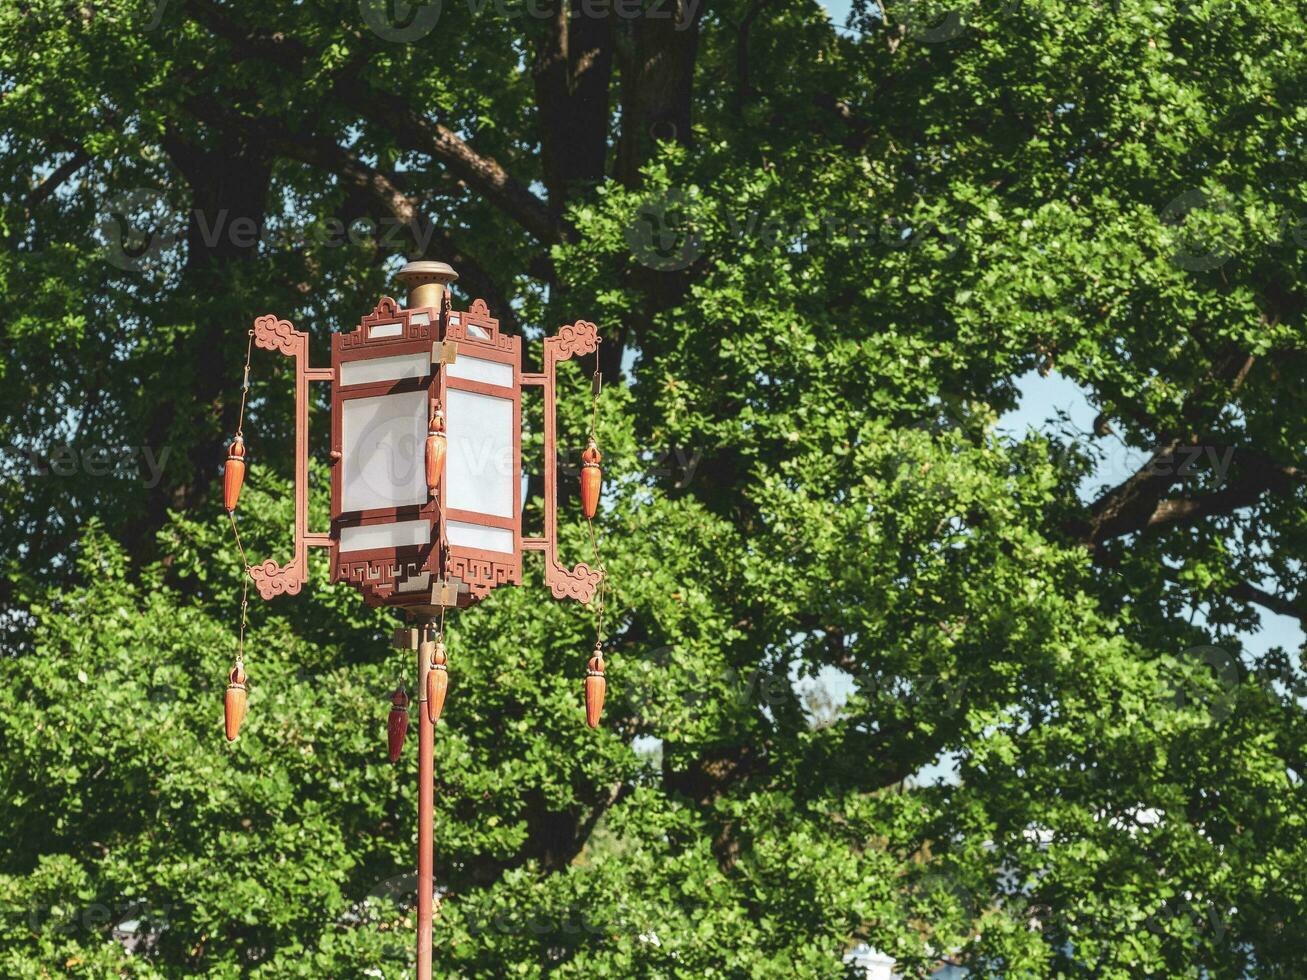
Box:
[425,410,446,496]
[224,436,246,513]
[580,438,602,520]
[225,660,248,741]
[425,641,448,725]
[585,646,606,729]
[387,689,410,762]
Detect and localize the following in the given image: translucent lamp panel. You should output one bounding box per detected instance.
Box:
[448,313,488,339]
[446,354,513,388]
[340,352,430,386]
[339,519,431,553]
[446,388,515,518]
[447,520,514,555]
[341,390,428,512]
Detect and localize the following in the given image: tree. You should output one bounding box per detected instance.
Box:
[1,0,1304,975]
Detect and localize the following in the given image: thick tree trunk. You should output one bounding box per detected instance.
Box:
[532,1,614,217]
[129,128,271,553]
[615,1,703,187]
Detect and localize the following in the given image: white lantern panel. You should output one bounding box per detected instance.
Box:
[446,520,514,555]
[341,391,428,512]
[369,321,404,339]
[340,352,431,387]
[445,388,514,518]
[339,519,431,553]
[446,354,513,388]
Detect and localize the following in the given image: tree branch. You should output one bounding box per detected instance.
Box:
[1144,453,1302,532]
[274,131,525,336]
[1228,579,1307,625]
[1084,351,1262,545]
[182,0,560,245]
[812,93,876,151]
[24,149,89,213]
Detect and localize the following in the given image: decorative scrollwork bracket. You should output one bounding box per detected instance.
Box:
[248,314,333,600]
[522,320,603,604]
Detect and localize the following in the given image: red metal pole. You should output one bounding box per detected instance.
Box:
[417,626,435,980]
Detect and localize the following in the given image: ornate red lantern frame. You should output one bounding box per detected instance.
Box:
[245,273,601,612]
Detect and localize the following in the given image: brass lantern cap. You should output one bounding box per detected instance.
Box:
[397,260,458,311]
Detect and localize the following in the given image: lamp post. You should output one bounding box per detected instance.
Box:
[222,260,606,979]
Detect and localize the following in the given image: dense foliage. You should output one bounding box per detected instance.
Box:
[1,0,1304,976]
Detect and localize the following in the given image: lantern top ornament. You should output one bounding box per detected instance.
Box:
[394,260,458,310]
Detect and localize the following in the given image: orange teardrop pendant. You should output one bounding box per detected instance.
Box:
[425,641,448,725]
[585,647,606,729]
[387,689,410,762]
[224,436,246,513]
[580,438,602,520]
[224,661,248,741]
[425,410,446,495]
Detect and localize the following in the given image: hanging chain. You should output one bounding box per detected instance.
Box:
[588,519,607,646]
[235,329,254,437]
[231,523,251,666]
[587,365,608,649]
[228,329,257,662]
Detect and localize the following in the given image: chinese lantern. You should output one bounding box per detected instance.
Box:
[580,437,602,520]
[224,435,246,513]
[585,646,606,729]
[225,660,248,741]
[426,641,448,725]
[387,689,410,762]
[425,409,446,495]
